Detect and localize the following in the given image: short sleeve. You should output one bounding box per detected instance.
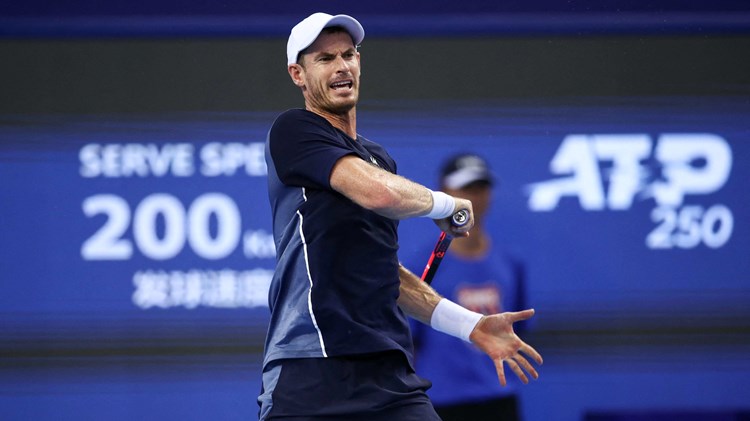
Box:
[268,109,355,189]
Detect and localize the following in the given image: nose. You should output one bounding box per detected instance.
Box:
[333,54,350,72]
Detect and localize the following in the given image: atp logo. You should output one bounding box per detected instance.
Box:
[527,134,734,249]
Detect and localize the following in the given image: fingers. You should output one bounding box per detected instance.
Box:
[519,342,544,366]
[450,198,474,233]
[495,341,544,387]
[434,218,469,237]
[493,358,507,387]
[508,308,535,323]
[505,358,528,384]
[498,352,541,387]
[512,354,539,382]
[449,225,470,238]
[485,309,543,388]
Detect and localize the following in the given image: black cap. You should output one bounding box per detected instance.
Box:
[440,153,494,189]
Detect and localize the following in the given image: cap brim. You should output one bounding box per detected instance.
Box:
[443,168,494,189]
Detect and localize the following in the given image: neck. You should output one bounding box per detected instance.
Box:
[309,106,357,139]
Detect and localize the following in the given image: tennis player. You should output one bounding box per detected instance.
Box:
[259,13,543,420]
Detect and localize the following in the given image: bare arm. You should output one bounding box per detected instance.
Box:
[398,263,544,386]
[330,155,473,232]
[330,155,434,219]
[396,264,443,324]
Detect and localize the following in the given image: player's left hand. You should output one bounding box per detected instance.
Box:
[469,309,543,386]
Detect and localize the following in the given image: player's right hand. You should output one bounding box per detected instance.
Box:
[435,197,473,236]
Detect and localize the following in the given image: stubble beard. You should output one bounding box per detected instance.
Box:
[320,91,357,116]
[327,97,357,115]
[306,78,359,116]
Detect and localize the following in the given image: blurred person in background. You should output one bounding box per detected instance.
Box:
[410,153,530,421]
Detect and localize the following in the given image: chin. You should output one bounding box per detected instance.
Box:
[328,98,357,114]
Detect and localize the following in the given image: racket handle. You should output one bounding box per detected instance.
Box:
[421,210,470,284]
[451,209,469,227]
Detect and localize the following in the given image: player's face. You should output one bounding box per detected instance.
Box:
[294,31,361,115]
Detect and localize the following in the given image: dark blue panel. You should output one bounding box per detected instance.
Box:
[2,1,750,38]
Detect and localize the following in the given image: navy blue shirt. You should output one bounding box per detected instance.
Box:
[263,109,414,367]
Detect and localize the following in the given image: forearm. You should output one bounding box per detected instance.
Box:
[330,155,440,220]
[399,266,543,387]
[367,168,435,219]
[396,264,443,324]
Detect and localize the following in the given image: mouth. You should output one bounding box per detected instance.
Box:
[330,80,353,90]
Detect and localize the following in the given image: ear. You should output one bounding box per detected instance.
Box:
[288,64,305,88]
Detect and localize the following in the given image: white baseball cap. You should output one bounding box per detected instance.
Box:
[286,13,365,65]
[441,154,495,190]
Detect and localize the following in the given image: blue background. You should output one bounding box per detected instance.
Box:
[2,97,748,420]
[2,0,750,37]
[1,2,749,420]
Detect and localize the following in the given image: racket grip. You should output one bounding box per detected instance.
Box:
[451,209,469,227]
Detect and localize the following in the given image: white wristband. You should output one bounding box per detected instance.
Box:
[430,298,483,342]
[423,190,455,219]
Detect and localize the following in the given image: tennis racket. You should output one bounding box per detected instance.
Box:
[420,209,469,284]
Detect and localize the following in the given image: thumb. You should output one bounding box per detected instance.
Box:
[508,309,535,323]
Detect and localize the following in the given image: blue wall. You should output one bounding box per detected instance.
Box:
[2,97,748,420]
[1,3,749,420]
[2,1,750,37]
